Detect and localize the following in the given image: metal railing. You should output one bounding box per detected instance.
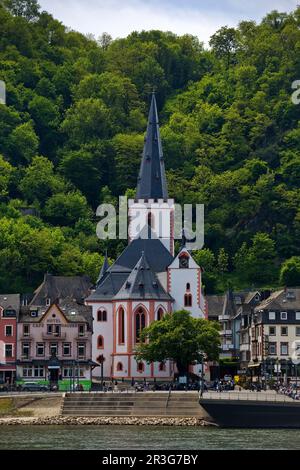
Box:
[200,391,296,403]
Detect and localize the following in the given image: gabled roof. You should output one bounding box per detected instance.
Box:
[30,275,91,306]
[114,252,172,301]
[136,92,168,200]
[254,288,300,311]
[0,294,20,312]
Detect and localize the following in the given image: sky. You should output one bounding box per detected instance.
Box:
[38,0,299,44]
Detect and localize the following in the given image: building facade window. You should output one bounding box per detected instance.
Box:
[269,342,277,355]
[5,325,13,337]
[22,366,33,377]
[50,343,58,356]
[269,312,276,320]
[280,342,289,356]
[159,362,166,372]
[63,343,71,356]
[78,343,85,359]
[36,343,45,357]
[135,308,146,343]
[296,312,300,321]
[22,342,30,359]
[5,344,13,358]
[117,362,123,372]
[78,324,85,337]
[137,362,144,373]
[34,366,44,378]
[118,308,125,345]
[23,324,30,337]
[269,326,276,336]
[296,327,300,336]
[97,310,107,322]
[281,312,288,321]
[46,298,51,306]
[97,336,104,349]
[184,294,192,307]
[281,326,288,336]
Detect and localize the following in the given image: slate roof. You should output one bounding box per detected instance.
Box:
[136,92,168,200]
[114,252,172,301]
[206,295,226,319]
[0,294,20,312]
[110,237,173,274]
[254,288,300,311]
[30,275,91,306]
[96,252,110,286]
[19,298,93,329]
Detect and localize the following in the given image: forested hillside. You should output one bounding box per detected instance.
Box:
[0,0,300,293]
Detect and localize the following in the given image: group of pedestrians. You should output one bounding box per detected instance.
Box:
[278,384,300,400]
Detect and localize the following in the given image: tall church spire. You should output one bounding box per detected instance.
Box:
[136,93,168,200]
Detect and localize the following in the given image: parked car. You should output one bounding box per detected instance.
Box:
[20,382,49,392]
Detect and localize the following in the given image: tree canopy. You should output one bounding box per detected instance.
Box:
[135,310,220,376]
[0,2,299,293]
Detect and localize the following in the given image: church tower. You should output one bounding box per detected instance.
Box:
[128,93,175,255]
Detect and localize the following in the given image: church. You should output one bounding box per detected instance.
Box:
[86,93,206,381]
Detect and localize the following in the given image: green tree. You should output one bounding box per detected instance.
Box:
[44,191,91,226]
[135,310,220,377]
[0,155,14,198]
[9,122,39,163]
[19,156,64,204]
[280,257,300,287]
[2,0,40,21]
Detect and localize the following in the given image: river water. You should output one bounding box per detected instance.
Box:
[0,426,300,450]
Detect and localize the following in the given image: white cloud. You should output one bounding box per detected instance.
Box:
[38,0,300,44]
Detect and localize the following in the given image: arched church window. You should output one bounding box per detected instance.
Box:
[97,310,107,322]
[157,308,164,321]
[135,308,146,343]
[116,362,123,372]
[97,335,104,349]
[137,362,144,373]
[186,283,191,291]
[184,294,192,307]
[118,308,125,345]
[159,362,166,372]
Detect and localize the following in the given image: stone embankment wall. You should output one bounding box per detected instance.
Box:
[0,416,216,426]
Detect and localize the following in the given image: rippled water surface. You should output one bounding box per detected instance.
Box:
[1,426,300,450]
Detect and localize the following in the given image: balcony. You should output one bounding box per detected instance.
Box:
[218,315,230,321]
[221,344,235,351]
[220,330,232,336]
[42,332,66,340]
[76,333,89,340]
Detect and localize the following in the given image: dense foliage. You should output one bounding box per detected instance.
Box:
[0,1,300,293]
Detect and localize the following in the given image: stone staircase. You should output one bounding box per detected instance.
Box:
[62,392,205,418]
